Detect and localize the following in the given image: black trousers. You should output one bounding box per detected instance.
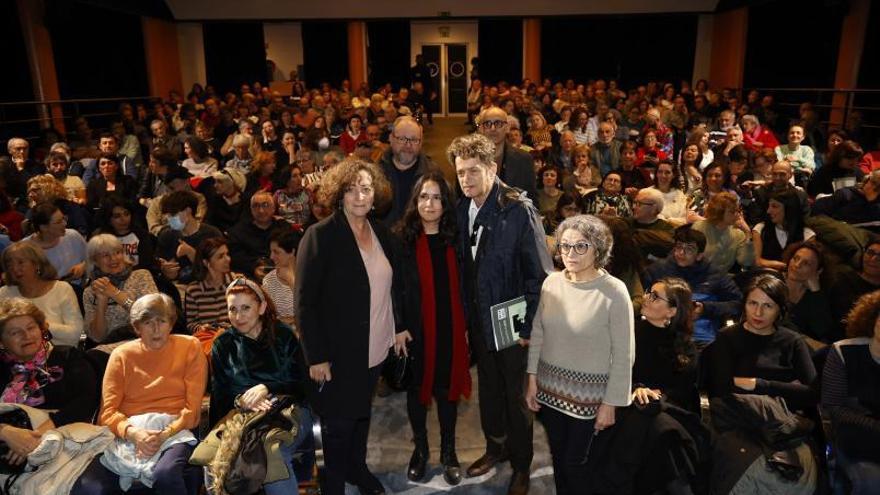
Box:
[320,365,382,495]
[541,406,595,495]
[407,387,458,450]
[472,336,534,472]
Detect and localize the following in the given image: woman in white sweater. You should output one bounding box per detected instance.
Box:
[525,214,635,495]
[0,242,84,346]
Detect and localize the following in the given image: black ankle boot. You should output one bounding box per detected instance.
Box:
[440,445,462,485]
[407,436,429,482]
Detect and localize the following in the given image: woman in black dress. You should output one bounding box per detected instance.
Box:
[395,171,471,485]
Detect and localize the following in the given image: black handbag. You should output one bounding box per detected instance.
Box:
[382,350,414,391]
[0,407,33,475]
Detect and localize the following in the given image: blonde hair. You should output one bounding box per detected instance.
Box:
[27,174,68,204]
[0,298,49,338]
[1,242,58,285]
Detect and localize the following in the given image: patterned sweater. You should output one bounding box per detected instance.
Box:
[527,270,635,419]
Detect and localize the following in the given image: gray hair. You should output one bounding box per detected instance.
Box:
[554,214,614,269]
[391,115,422,135]
[238,120,253,132]
[6,138,27,154]
[741,114,759,126]
[130,293,177,327]
[637,188,665,214]
[446,133,496,168]
[86,234,132,276]
[232,133,252,148]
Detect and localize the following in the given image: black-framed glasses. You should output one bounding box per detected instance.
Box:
[392,135,421,146]
[672,242,699,256]
[479,120,507,130]
[559,242,590,255]
[865,248,880,259]
[644,289,672,305]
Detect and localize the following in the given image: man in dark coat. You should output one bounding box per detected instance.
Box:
[227,192,290,277]
[476,106,537,201]
[449,133,551,495]
[379,116,437,227]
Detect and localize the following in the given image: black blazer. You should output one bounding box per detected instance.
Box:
[295,211,404,419]
[499,142,537,201]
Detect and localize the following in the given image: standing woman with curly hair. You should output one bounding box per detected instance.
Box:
[295,158,405,495]
[394,171,471,485]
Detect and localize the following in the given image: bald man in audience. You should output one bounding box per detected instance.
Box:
[476,106,537,200]
[745,160,809,226]
[227,192,290,277]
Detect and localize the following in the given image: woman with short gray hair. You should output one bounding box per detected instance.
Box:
[525,214,634,494]
[83,234,158,343]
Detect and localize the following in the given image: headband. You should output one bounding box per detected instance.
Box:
[226,277,266,305]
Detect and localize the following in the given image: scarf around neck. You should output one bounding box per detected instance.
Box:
[1,343,63,407]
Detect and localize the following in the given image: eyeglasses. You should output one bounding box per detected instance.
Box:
[672,243,698,255]
[865,248,880,259]
[558,242,590,255]
[479,120,508,130]
[644,289,672,305]
[392,135,421,146]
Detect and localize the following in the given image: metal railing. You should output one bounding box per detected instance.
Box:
[0,95,159,145]
[733,87,880,133]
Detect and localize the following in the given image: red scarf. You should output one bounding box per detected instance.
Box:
[415,233,472,405]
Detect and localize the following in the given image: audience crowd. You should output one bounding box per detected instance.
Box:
[0,70,878,495]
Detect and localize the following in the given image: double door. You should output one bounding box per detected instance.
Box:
[420,43,468,116]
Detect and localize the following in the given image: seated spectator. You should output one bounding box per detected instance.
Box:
[647,160,688,225]
[782,241,835,348]
[181,136,218,179]
[812,169,880,226]
[245,150,278,195]
[44,150,86,205]
[603,215,645,300]
[589,122,622,176]
[628,189,674,248]
[570,108,591,145]
[822,291,880,494]
[829,240,880,337]
[583,172,632,217]
[137,147,177,209]
[228,192,289,278]
[205,168,247,234]
[633,277,699,412]
[80,132,139,186]
[807,140,864,198]
[146,167,208,236]
[774,124,816,181]
[562,144,599,196]
[535,164,563,220]
[83,234,158,343]
[636,127,668,169]
[0,242,83,346]
[339,115,368,155]
[745,160,810,226]
[0,298,97,459]
[544,192,583,238]
[686,162,736,223]
[93,194,155,271]
[2,137,46,207]
[224,132,254,176]
[692,192,754,273]
[156,190,223,284]
[548,130,575,173]
[645,225,742,345]
[72,294,207,495]
[752,189,815,271]
[274,165,311,227]
[208,279,311,494]
[264,228,301,327]
[26,174,91,237]
[679,142,705,192]
[707,274,818,493]
[525,111,553,151]
[618,141,651,195]
[814,128,847,171]
[185,237,241,336]
[740,114,779,152]
[0,183,24,241]
[25,202,87,283]
[85,153,138,212]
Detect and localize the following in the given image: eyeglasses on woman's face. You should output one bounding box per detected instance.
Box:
[644,289,672,305]
[558,241,590,255]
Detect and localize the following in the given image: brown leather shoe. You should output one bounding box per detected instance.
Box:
[507,471,530,495]
[465,451,508,477]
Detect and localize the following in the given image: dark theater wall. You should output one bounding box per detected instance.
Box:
[743,0,843,89]
[367,20,411,89]
[203,22,267,95]
[541,15,697,88]
[47,1,148,99]
[302,21,349,88]
[478,18,523,85]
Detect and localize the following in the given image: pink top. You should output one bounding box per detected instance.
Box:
[360,226,395,368]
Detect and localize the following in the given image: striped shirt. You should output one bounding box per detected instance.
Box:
[184,272,242,332]
[262,269,294,322]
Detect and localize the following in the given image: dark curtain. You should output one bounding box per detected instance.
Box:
[47,1,148,100]
[301,21,349,89]
[744,0,843,89]
[541,15,697,89]
[0,0,37,142]
[203,22,267,96]
[478,18,523,85]
[367,20,410,90]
